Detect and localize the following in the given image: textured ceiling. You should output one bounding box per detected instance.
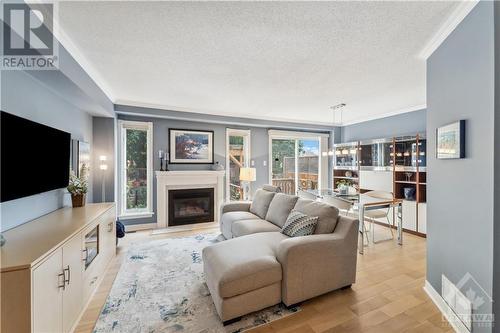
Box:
[58,1,460,125]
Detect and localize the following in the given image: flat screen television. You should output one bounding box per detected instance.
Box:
[1,111,71,203]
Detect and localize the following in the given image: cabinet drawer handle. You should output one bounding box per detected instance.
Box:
[64,265,70,285]
[58,272,65,290]
[90,276,98,285]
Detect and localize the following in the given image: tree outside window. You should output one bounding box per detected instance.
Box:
[126,129,148,210]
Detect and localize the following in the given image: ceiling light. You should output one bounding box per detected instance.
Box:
[330,103,347,110]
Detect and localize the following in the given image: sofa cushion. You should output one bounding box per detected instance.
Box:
[281,210,319,237]
[232,219,281,237]
[265,193,299,227]
[262,184,281,193]
[202,232,287,298]
[220,211,261,239]
[249,189,276,219]
[293,199,340,234]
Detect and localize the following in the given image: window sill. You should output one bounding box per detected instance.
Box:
[119,212,155,220]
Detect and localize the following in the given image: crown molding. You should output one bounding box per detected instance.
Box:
[340,104,427,126]
[52,26,116,103]
[116,100,427,128]
[27,0,116,102]
[418,0,479,60]
[114,99,340,128]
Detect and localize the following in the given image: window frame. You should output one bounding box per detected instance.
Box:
[268,130,329,194]
[225,128,251,202]
[117,120,154,219]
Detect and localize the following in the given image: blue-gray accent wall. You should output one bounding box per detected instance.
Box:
[493,1,500,326]
[427,2,496,331]
[115,106,335,226]
[340,109,426,142]
[92,117,116,204]
[0,41,114,231]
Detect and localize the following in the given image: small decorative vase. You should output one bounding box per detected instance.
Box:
[71,194,86,207]
[403,188,416,200]
[338,185,348,195]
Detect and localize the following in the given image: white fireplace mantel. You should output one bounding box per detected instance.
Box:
[155,170,225,229]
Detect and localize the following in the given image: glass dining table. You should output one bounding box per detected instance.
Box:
[305,189,403,254]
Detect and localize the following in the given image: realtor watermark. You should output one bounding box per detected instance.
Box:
[1,1,59,70]
[443,272,494,330]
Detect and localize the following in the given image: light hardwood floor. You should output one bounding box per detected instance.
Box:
[74,226,453,333]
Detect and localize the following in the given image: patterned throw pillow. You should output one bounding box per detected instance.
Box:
[281,210,319,237]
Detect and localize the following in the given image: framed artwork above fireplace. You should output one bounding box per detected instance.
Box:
[169,129,214,164]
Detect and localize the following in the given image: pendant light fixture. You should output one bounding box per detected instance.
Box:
[324,103,346,156]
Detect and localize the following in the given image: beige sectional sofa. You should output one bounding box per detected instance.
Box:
[202,186,359,324]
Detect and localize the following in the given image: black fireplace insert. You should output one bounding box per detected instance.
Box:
[168,188,215,226]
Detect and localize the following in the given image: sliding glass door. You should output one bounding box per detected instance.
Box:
[226,129,251,201]
[298,139,319,191]
[270,133,323,195]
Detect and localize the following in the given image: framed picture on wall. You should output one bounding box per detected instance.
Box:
[436,120,465,159]
[169,129,214,164]
[71,140,91,176]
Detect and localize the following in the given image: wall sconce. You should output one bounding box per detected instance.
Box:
[99,155,107,202]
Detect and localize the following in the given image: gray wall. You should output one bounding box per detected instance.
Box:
[494,1,500,326]
[427,2,495,331]
[1,71,94,231]
[0,32,114,231]
[341,109,426,142]
[116,112,332,225]
[92,117,116,203]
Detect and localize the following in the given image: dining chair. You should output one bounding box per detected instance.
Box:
[297,189,318,201]
[321,196,354,216]
[321,195,370,246]
[363,190,395,243]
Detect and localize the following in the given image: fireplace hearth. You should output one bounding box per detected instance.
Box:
[168,188,215,226]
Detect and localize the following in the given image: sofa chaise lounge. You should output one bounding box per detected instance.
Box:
[202,186,359,324]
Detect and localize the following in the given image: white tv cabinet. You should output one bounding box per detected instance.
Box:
[1,203,116,333]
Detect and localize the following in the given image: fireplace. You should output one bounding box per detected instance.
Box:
[168,188,215,226]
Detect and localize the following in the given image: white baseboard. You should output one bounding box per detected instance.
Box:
[125,223,157,232]
[151,221,219,235]
[423,280,470,333]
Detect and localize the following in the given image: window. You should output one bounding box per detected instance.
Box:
[118,121,153,218]
[269,130,328,195]
[226,129,251,201]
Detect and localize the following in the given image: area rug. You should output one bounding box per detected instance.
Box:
[93,233,300,333]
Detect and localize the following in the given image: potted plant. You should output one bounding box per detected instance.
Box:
[335,179,352,195]
[67,165,88,207]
